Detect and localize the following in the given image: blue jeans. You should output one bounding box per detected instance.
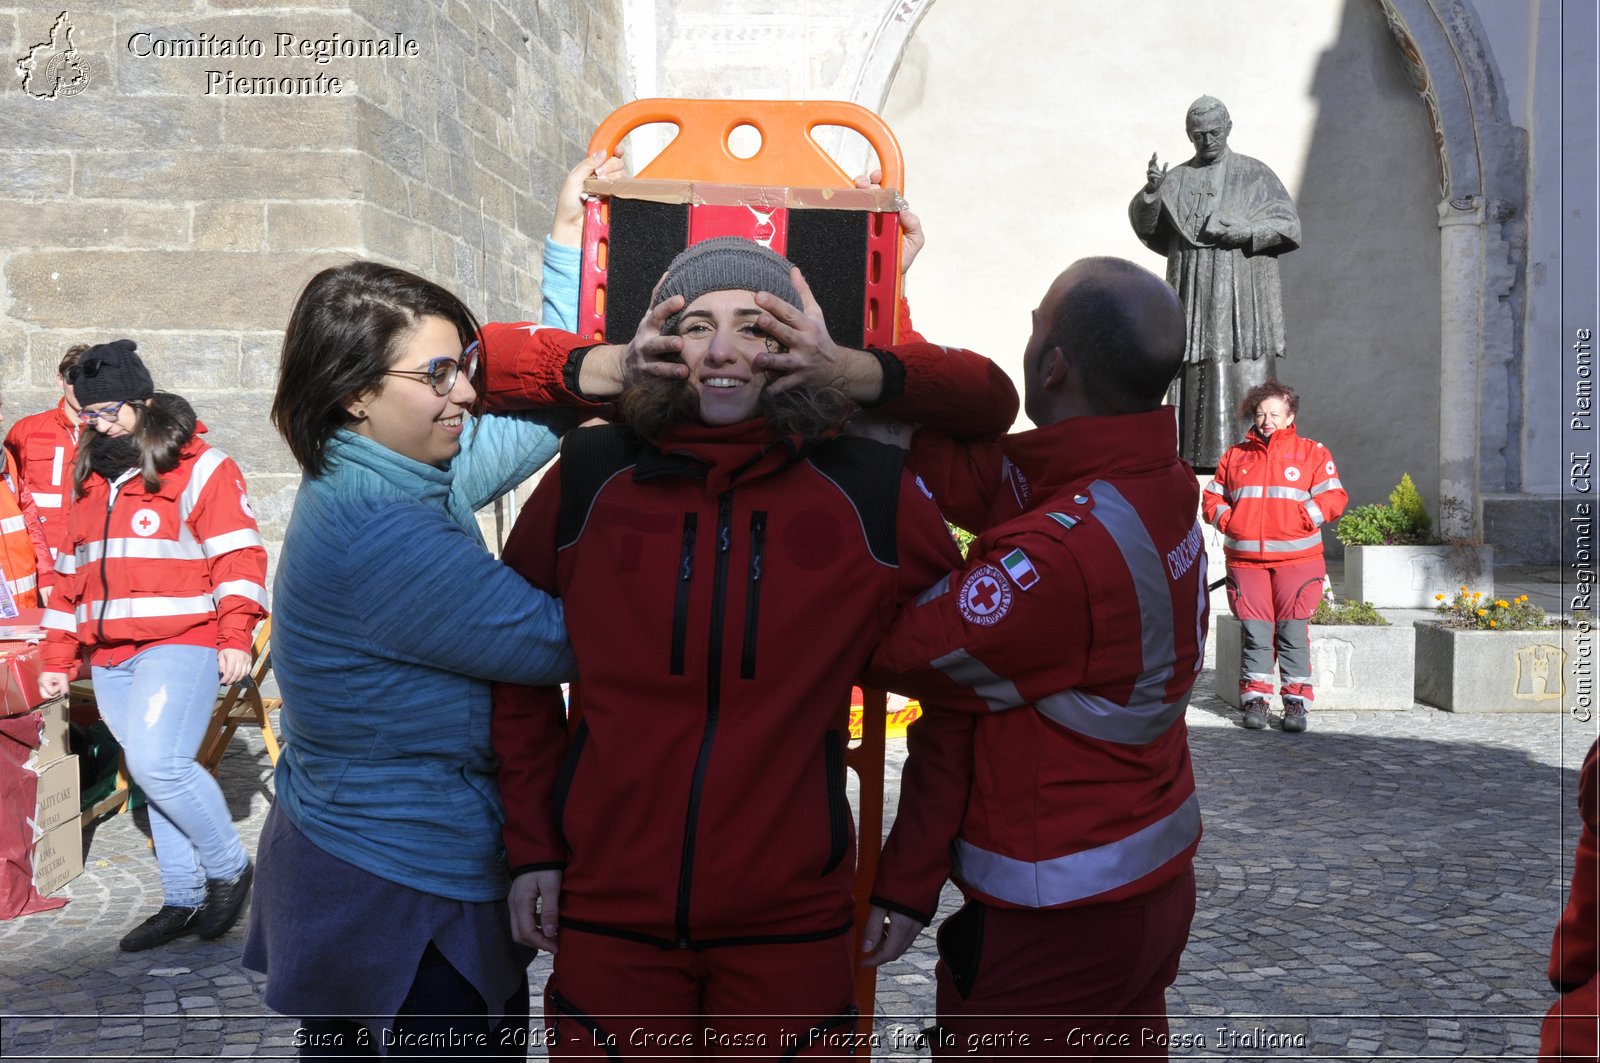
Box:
[93,644,249,907]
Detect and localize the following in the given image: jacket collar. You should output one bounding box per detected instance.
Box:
[1003,407,1188,499]
[321,429,453,510]
[1240,422,1301,452]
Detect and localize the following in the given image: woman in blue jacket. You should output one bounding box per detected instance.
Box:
[244,258,578,1057]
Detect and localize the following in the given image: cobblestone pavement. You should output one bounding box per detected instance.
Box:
[1,581,1590,1060]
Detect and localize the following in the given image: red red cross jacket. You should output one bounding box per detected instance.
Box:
[42,428,268,672]
[483,323,1017,947]
[1543,740,1600,1060]
[867,407,1206,923]
[1202,424,1345,567]
[4,400,79,560]
[1,451,53,611]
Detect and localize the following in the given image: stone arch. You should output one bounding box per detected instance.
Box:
[851,0,1526,540]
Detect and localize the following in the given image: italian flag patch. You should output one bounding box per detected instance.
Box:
[1000,548,1039,591]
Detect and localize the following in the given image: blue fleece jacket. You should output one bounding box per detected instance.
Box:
[271,416,576,902]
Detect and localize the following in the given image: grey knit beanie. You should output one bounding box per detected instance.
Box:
[69,339,155,406]
[652,237,802,335]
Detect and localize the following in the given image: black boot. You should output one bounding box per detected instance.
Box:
[197,860,253,940]
[1281,697,1309,733]
[120,905,204,952]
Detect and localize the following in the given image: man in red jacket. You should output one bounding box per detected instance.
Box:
[862,257,1205,1058]
[4,344,86,564]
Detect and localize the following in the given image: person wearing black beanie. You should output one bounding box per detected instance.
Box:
[40,340,268,952]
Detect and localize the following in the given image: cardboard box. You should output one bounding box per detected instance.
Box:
[31,817,83,896]
[32,754,80,833]
[0,642,44,717]
[34,698,69,768]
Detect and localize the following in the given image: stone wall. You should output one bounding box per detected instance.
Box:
[2,0,630,549]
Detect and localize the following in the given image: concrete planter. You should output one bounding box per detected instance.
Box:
[1213,614,1416,710]
[1413,621,1578,712]
[1343,544,1494,608]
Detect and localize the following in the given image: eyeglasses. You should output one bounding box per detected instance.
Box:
[65,357,107,385]
[78,400,131,426]
[383,341,480,397]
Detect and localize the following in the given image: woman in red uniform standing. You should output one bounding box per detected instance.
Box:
[1202,382,1345,732]
[38,339,267,951]
[490,236,1013,1056]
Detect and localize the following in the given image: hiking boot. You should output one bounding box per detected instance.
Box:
[1281,697,1310,733]
[197,860,253,940]
[1241,697,1269,730]
[119,905,203,952]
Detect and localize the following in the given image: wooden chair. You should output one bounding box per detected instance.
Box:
[195,617,282,777]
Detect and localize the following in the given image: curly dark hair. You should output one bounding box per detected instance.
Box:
[617,372,854,444]
[1238,380,1299,420]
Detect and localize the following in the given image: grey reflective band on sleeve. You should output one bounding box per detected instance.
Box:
[1305,500,1325,527]
[952,792,1201,908]
[1204,480,1227,496]
[931,647,1026,712]
[916,572,953,605]
[1309,478,1344,496]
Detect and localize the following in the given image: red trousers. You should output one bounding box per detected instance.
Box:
[932,868,1197,1060]
[544,929,859,1060]
[1226,558,1325,703]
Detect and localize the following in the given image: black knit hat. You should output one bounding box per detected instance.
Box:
[69,339,154,406]
[652,237,802,335]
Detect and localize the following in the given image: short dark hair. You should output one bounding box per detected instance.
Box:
[58,344,90,376]
[273,261,482,475]
[1049,257,1184,413]
[1238,380,1299,420]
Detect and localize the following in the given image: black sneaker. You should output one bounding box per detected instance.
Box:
[1241,698,1269,730]
[120,905,204,952]
[197,860,253,940]
[1282,697,1310,733]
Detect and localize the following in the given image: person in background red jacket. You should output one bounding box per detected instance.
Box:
[861,257,1204,1058]
[5,343,87,565]
[38,340,267,954]
[0,401,53,614]
[1201,382,1346,732]
[1543,740,1600,1060]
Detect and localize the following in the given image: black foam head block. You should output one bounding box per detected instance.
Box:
[599,200,872,346]
[784,209,869,347]
[604,199,690,343]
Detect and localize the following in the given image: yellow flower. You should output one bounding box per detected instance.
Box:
[1460,585,1468,592]
[1476,608,1488,617]
[1490,620,1498,628]
[1495,600,1509,608]
[1435,594,1445,601]
[1472,591,1482,599]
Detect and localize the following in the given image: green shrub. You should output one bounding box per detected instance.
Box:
[1334,474,1434,547]
[1311,598,1389,626]
[1388,474,1432,541]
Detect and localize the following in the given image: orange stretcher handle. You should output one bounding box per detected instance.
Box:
[587,98,904,191]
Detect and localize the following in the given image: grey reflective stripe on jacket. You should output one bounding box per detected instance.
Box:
[1224,531,1324,554]
[930,481,1198,746]
[952,793,1201,908]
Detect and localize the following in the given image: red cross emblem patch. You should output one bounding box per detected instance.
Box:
[959,563,1013,627]
[130,508,161,537]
